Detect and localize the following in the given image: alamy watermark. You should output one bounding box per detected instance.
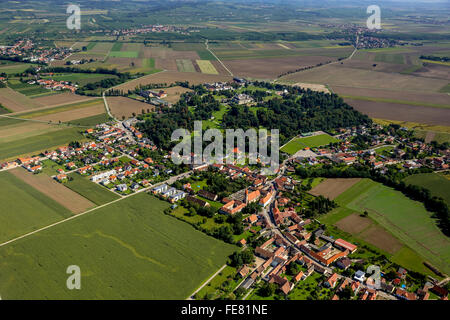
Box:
[67,5,81,30]
[367,5,381,30]
[171,121,280,175]
[66,265,81,290]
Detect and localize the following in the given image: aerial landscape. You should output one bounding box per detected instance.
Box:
[0,0,449,307]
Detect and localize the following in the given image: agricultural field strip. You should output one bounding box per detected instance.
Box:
[340,95,450,109]
[205,40,233,76]
[0,171,190,249]
[0,114,91,128]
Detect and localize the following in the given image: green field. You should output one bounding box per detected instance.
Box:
[374,53,405,64]
[176,59,196,72]
[8,79,55,97]
[0,193,236,299]
[322,179,450,275]
[17,99,103,119]
[65,173,120,205]
[280,133,339,154]
[0,171,71,243]
[108,51,139,58]
[403,173,450,205]
[41,73,118,86]
[0,62,38,75]
[111,42,123,51]
[65,113,111,126]
[0,127,85,160]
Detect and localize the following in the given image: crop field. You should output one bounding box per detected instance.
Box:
[0,121,63,147]
[41,73,118,86]
[115,71,231,92]
[31,93,98,109]
[68,113,111,126]
[106,96,154,119]
[280,133,339,154]
[331,86,450,107]
[176,59,196,73]
[280,64,448,93]
[213,46,353,61]
[374,53,405,64]
[29,103,105,123]
[65,173,120,205]
[343,181,450,275]
[344,98,450,127]
[226,56,333,79]
[0,127,85,161]
[320,179,450,276]
[10,168,95,214]
[86,42,114,54]
[196,60,218,74]
[108,51,139,58]
[0,193,237,299]
[309,178,361,200]
[0,171,71,243]
[7,80,55,97]
[403,173,450,205]
[0,87,43,112]
[15,99,103,119]
[0,62,37,75]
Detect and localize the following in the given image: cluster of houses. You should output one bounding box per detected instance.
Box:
[152,183,187,203]
[0,39,72,64]
[28,78,77,93]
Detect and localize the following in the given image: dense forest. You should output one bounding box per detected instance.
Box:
[138,81,371,149]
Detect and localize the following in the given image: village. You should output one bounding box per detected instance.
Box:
[0,39,72,64]
[0,78,448,301]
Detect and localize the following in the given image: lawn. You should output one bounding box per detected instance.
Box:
[281,133,339,155]
[403,173,450,205]
[65,173,120,205]
[0,171,71,243]
[0,193,237,299]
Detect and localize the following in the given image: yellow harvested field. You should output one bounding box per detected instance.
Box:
[196,60,219,74]
[10,167,95,214]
